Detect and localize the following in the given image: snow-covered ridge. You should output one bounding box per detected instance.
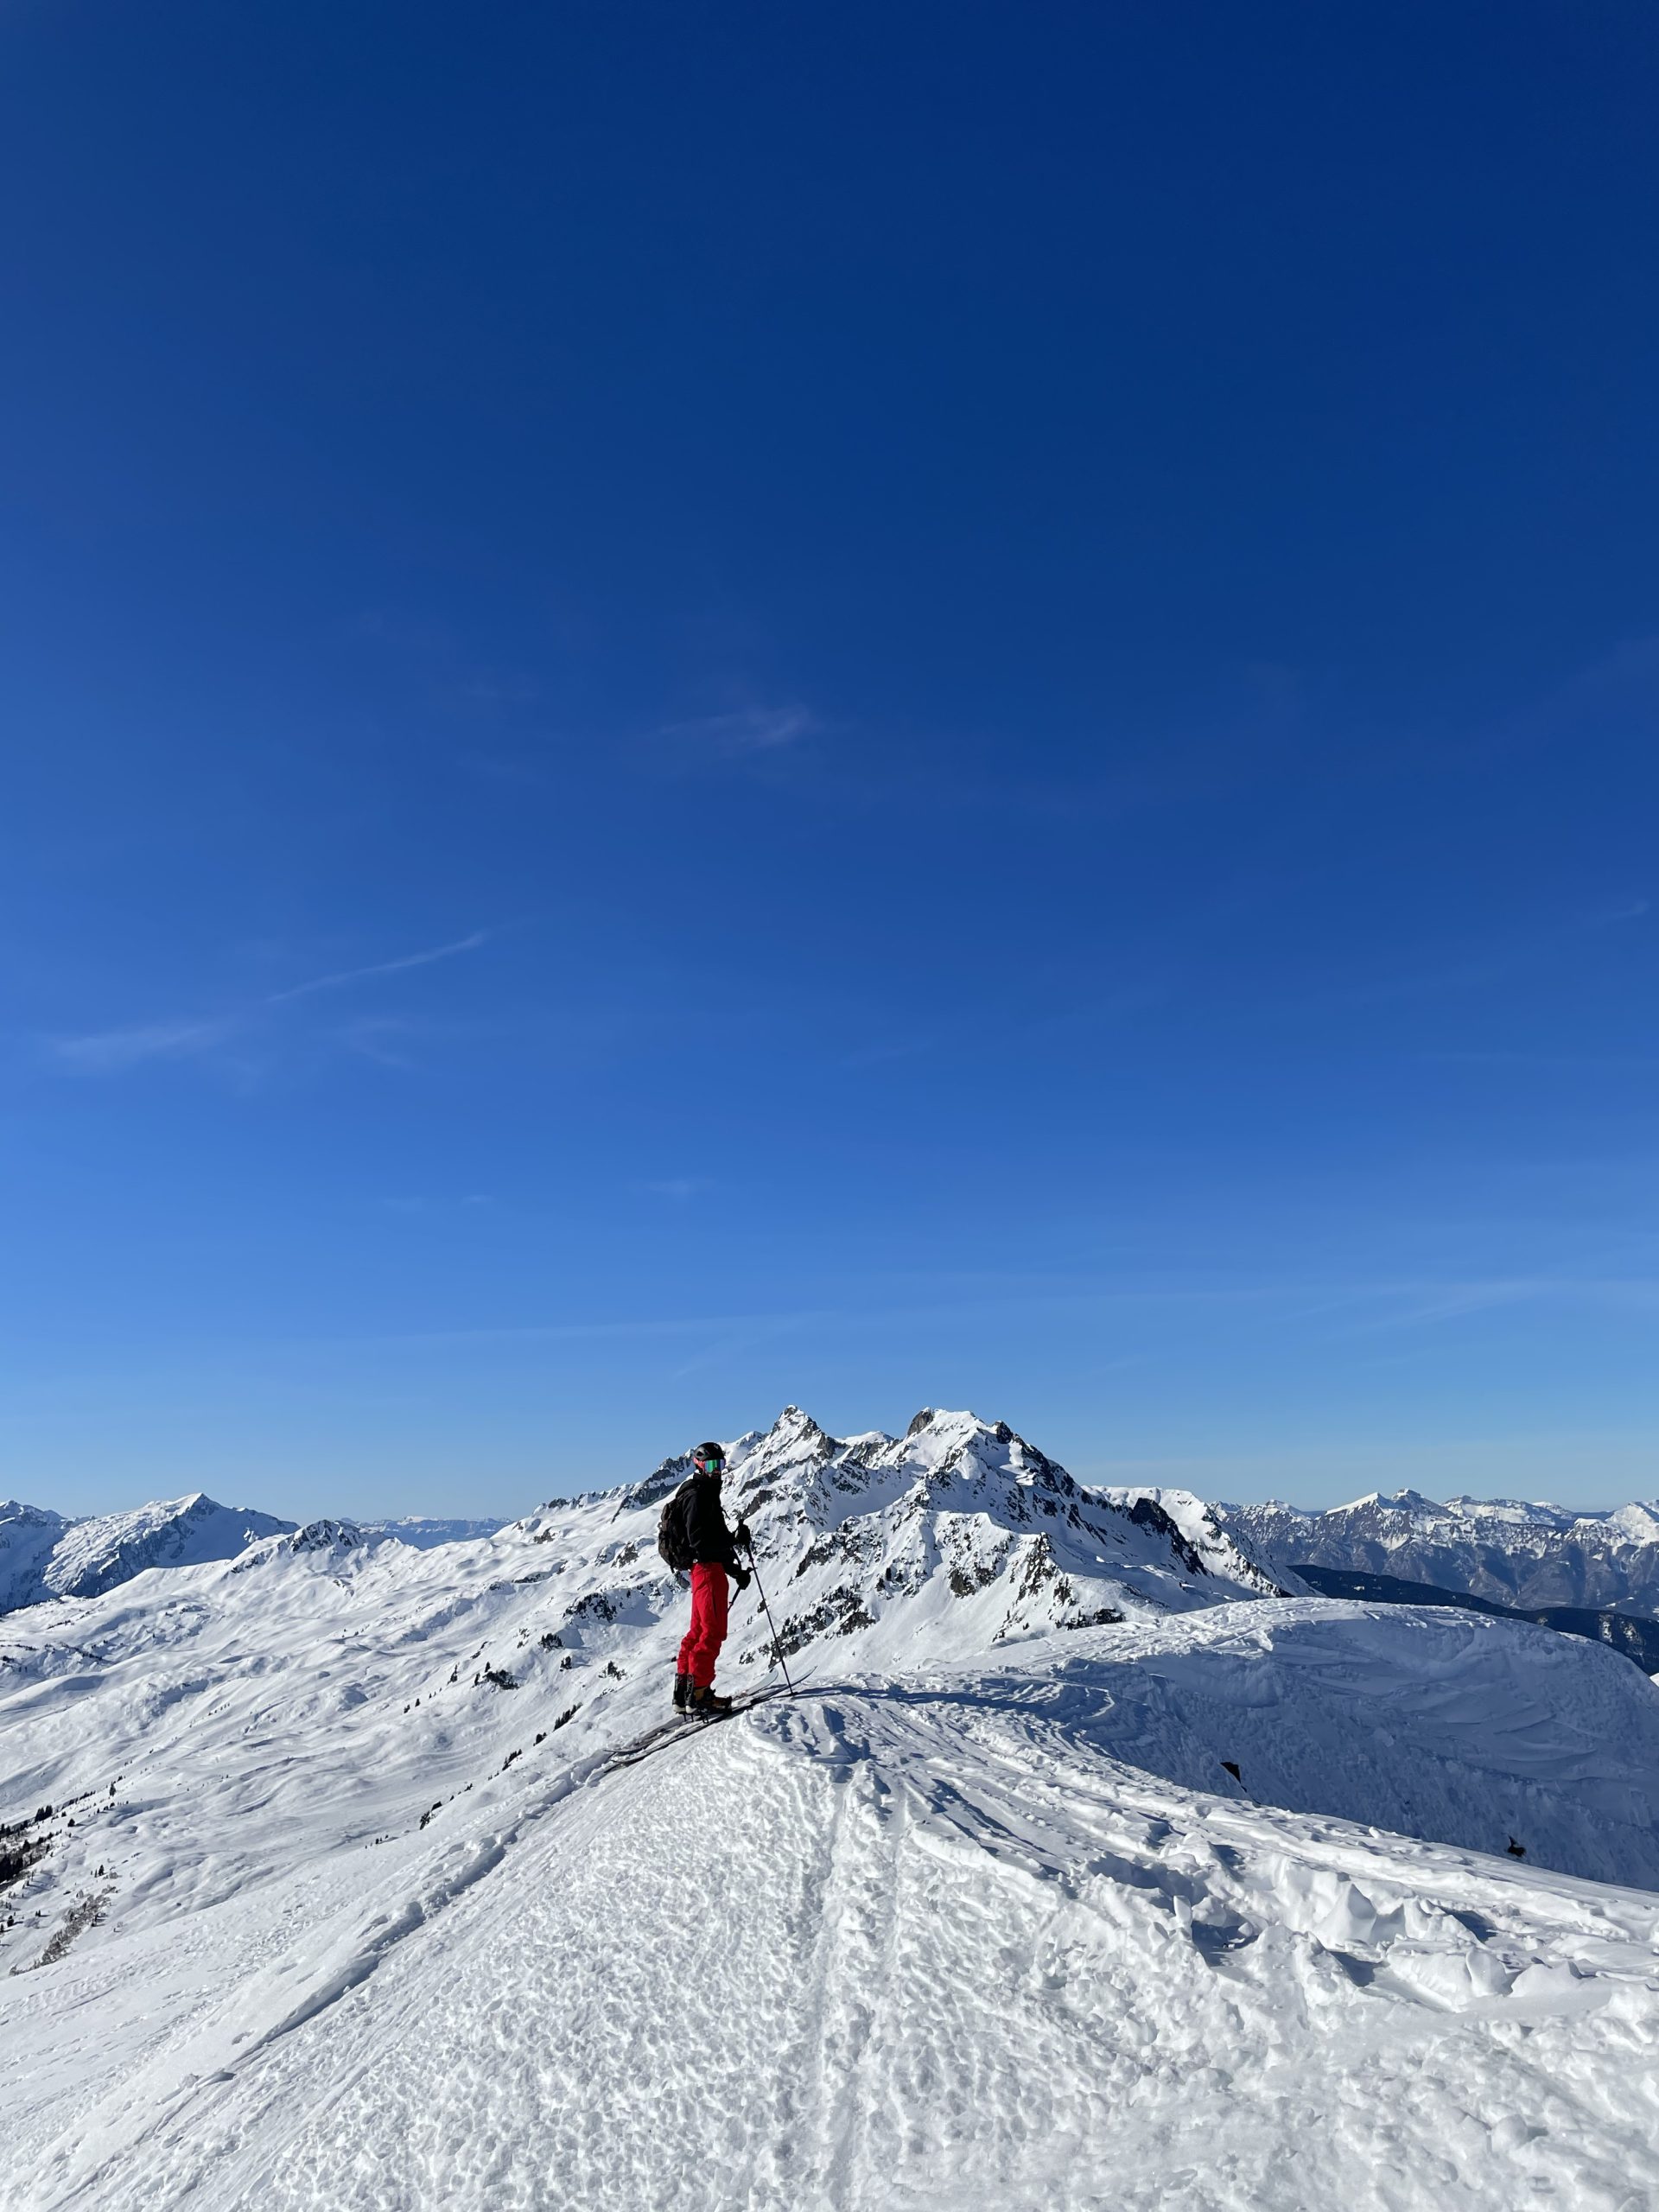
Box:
[597,1404,1287,1656]
[1220,1485,1659,1615]
[0,1493,295,1616]
[7,1408,1659,2208]
[0,1498,519,1619]
[0,1502,71,1617]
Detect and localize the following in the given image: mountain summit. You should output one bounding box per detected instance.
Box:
[0,1492,295,1615]
[602,1405,1285,1663]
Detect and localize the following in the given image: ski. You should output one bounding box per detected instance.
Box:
[598,1682,801,1775]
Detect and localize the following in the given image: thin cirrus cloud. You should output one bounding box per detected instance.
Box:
[660,705,817,754]
[1584,896,1649,928]
[49,1016,236,1074]
[263,930,490,1005]
[48,930,492,1076]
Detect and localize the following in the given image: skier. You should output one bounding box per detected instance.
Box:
[671,1442,752,1716]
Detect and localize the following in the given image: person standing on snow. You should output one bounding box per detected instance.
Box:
[671,1441,752,1716]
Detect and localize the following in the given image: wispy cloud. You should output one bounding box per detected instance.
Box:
[1271,1271,1659,1338]
[264,931,489,1006]
[661,705,817,754]
[49,1017,233,1073]
[1423,1048,1659,1071]
[48,931,493,1078]
[1585,896,1649,927]
[665,1311,811,1381]
[642,1176,713,1200]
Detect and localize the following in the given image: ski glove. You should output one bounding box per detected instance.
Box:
[730,1564,753,1592]
[733,1521,753,1550]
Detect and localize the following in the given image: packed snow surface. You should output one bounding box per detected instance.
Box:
[5,1410,1659,2209]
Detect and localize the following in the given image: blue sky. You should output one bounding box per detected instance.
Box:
[3,2,1656,1519]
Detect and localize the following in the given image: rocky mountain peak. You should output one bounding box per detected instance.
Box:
[288,1519,372,1554]
[1217,1489,1659,1616]
[3,1494,296,1613]
[0,1500,71,1529]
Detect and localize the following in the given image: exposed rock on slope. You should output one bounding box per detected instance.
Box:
[0,1494,295,1615]
[1220,1488,1659,1616]
[603,1406,1283,1667]
[0,1503,73,1616]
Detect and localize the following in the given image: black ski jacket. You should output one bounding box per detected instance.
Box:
[681,1472,741,1571]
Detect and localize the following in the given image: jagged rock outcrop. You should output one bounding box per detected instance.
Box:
[521,1406,1285,1672]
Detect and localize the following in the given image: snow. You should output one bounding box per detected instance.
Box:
[0,1493,295,1614]
[0,1501,72,1615]
[5,1409,1659,2209]
[1221,1487,1659,1615]
[1607,1501,1659,1546]
[356,1516,512,1548]
[1090,1483,1293,1595]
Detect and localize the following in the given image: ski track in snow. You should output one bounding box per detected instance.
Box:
[4,1409,1659,2209]
[9,1680,1659,2211]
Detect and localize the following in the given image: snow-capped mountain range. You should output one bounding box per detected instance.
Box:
[6,1408,1659,2209]
[0,1493,296,1614]
[0,1498,517,1614]
[1220,1487,1659,1615]
[14,1456,1659,1633]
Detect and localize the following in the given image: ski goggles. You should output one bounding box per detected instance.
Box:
[694,1453,724,1474]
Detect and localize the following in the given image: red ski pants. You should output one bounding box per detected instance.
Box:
[677,1562,728,1690]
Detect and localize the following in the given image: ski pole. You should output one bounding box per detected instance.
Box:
[743,1539,796,1696]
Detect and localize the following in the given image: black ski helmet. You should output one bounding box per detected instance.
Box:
[692,1440,724,1473]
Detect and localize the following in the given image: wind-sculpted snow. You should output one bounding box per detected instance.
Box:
[1223,1487,1659,1617]
[8,1653,1659,2210]
[5,1410,1659,2209]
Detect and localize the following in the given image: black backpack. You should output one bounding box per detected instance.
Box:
[657,1480,696,1573]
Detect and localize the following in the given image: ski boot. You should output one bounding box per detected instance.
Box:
[686,1685,734,1719]
[672,1671,691,1713]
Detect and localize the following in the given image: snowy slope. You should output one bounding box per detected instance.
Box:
[1093,1481,1305,1594]
[6,1634,1659,2209]
[1222,1487,1659,1615]
[6,1409,1659,2209]
[0,1493,295,1614]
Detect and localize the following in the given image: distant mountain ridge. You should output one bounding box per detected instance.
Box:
[0,1499,527,1617]
[1218,1488,1659,1618]
[0,1494,296,1615]
[13,1451,1659,1645]
[355,1516,511,1548]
